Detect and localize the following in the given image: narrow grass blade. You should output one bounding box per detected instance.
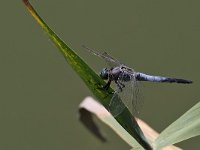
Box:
[22,1,151,149]
[155,101,200,149]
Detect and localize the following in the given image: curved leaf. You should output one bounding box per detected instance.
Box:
[79,97,144,149]
[155,101,200,149]
[79,97,181,150]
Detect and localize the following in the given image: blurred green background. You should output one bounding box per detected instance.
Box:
[0,0,199,149]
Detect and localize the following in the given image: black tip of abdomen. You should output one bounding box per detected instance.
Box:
[166,78,193,84]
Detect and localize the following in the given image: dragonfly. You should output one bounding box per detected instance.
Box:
[83,45,193,116]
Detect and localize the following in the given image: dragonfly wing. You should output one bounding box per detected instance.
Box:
[118,73,143,116]
[82,45,121,67]
[109,91,126,117]
[109,74,142,117]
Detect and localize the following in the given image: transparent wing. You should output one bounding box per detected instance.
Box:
[109,73,142,117]
[118,71,143,116]
[109,91,126,117]
[119,75,142,116]
[82,45,121,67]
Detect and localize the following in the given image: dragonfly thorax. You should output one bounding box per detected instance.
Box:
[100,66,134,82]
[112,66,134,82]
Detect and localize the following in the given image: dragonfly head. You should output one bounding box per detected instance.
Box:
[100,68,109,80]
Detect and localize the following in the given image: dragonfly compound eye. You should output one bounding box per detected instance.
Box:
[99,68,109,80]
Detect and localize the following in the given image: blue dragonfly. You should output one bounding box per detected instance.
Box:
[83,46,192,116]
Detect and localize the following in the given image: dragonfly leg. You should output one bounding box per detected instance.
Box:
[115,80,125,92]
[103,79,112,90]
[120,82,125,88]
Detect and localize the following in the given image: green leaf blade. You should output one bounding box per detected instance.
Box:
[155,101,200,149]
[22,1,152,149]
